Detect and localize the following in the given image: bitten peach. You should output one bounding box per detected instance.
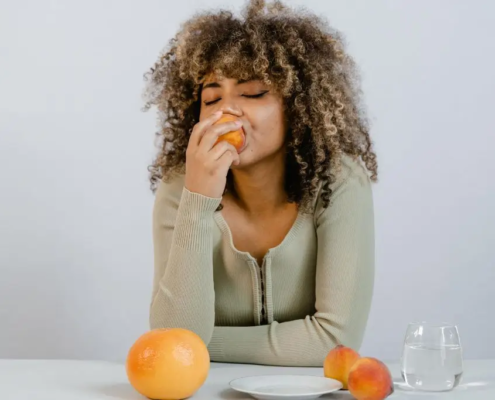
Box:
[213,114,246,152]
[347,357,394,400]
[323,345,360,389]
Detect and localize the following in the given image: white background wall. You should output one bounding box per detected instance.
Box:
[1,0,494,362]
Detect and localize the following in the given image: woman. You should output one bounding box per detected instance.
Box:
[143,0,378,367]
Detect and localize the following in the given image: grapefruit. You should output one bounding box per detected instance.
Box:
[126,328,210,400]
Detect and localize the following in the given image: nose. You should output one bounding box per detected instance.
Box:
[216,97,243,117]
[218,106,242,118]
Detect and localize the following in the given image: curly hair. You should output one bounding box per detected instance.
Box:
[142,0,377,212]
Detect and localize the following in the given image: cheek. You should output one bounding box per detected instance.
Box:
[251,107,286,146]
[198,105,207,121]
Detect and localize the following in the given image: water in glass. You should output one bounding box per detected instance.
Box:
[401,322,463,391]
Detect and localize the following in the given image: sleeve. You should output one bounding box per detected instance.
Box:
[149,176,222,345]
[207,160,375,366]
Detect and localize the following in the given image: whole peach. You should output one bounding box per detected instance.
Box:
[323,345,360,389]
[348,357,394,400]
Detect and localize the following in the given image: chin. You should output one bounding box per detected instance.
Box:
[232,153,257,169]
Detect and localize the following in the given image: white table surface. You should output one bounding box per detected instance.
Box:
[0,359,493,399]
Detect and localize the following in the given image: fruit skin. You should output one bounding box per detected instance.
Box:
[347,357,394,400]
[323,344,360,389]
[126,328,210,400]
[213,114,246,152]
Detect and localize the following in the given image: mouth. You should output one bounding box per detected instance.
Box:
[238,127,247,153]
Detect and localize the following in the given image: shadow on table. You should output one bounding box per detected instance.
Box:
[320,391,353,399]
[94,383,145,400]
[218,388,354,400]
[218,388,253,399]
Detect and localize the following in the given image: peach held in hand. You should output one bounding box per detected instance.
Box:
[323,344,360,389]
[213,114,246,152]
[347,357,394,400]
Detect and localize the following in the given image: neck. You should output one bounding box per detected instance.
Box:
[230,152,288,216]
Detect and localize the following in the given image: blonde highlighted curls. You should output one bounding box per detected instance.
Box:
[142,0,377,212]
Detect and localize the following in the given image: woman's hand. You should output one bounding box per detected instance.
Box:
[185,111,242,198]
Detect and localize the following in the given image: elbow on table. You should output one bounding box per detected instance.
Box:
[149,305,214,346]
[149,308,168,331]
[333,331,364,353]
[303,331,364,368]
[315,316,366,355]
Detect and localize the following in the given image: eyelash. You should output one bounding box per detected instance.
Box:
[203,91,269,106]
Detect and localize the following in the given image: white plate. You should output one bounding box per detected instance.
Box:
[229,374,343,400]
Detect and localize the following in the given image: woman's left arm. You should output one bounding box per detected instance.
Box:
[208,159,375,366]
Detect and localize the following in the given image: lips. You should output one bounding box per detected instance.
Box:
[238,127,247,153]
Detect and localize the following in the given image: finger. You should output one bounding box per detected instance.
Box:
[209,141,239,160]
[189,111,224,147]
[217,148,239,169]
[232,151,241,166]
[199,121,243,152]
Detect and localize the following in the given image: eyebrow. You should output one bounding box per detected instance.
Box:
[202,78,254,90]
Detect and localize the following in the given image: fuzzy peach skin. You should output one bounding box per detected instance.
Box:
[213,114,246,152]
[323,345,360,389]
[347,357,394,400]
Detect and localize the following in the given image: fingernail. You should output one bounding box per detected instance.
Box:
[215,111,223,116]
[235,120,243,126]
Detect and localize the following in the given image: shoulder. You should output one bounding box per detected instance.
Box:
[313,154,373,218]
[334,154,371,189]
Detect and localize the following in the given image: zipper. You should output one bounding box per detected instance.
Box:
[259,259,267,325]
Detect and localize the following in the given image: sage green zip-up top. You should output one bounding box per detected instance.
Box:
[150,155,375,366]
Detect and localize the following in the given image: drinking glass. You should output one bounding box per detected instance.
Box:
[400,322,463,391]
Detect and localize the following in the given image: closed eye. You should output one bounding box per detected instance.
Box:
[243,91,269,99]
[203,91,269,106]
